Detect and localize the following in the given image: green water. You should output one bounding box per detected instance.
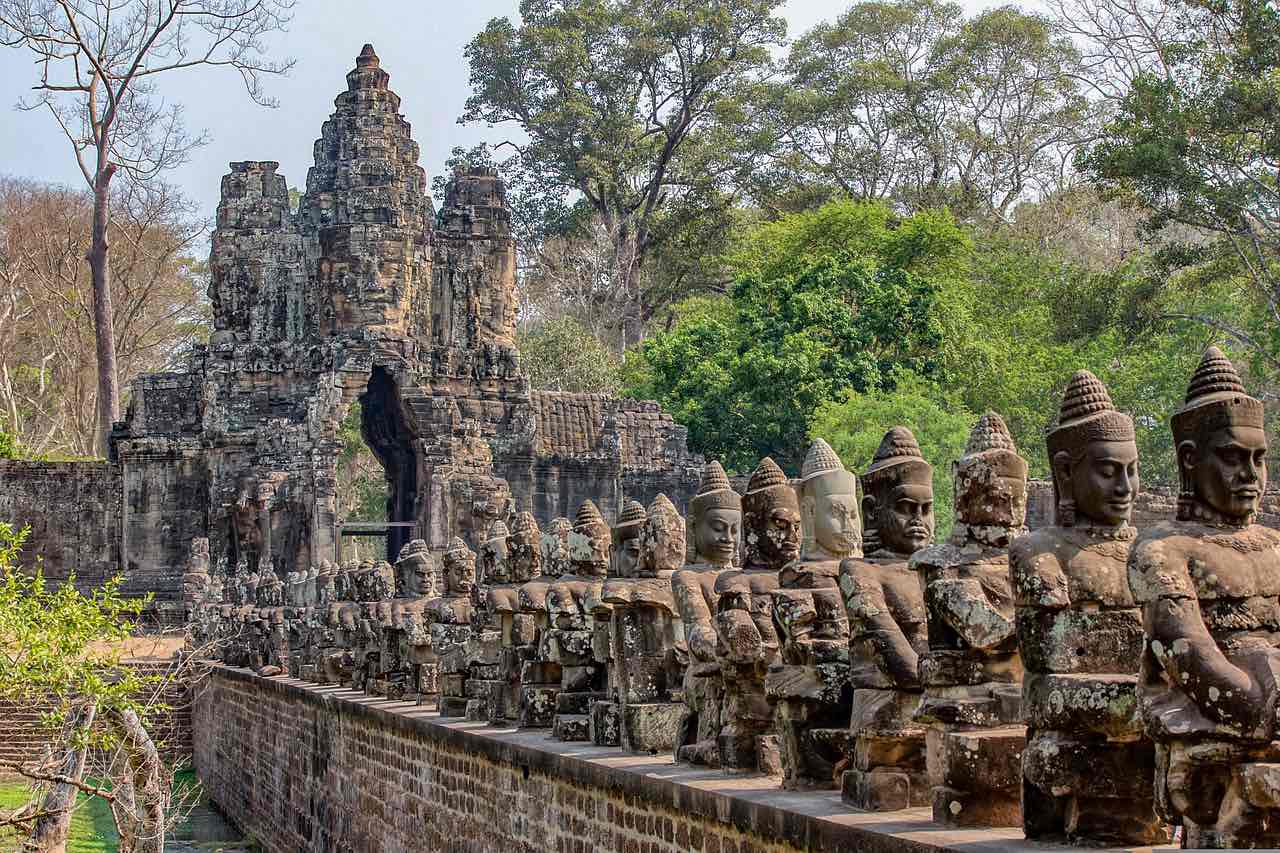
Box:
[0,771,250,852]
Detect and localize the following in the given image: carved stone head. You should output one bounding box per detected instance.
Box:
[395,539,435,598]
[743,457,802,570]
[862,427,934,556]
[688,461,742,568]
[612,500,647,578]
[1172,346,1267,524]
[540,517,573,578]
[641,494,686,576]
[799,438,861,561]
[1047,370,1139,528]
[480,520,511,584]
[569,500,610,577]
[509,511,543,583]
[443,536,477,595]
[953,412,1028,533]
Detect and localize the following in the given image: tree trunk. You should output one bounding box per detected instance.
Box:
[108,708,168,853]
[23,701,97,853]
[88,166,119,457]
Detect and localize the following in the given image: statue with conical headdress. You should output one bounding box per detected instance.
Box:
[1011,371,1169,845]
[587,499,649,746]
[838,427,934,810]
[513,512,562,728]
[770,438,859,789]
[432,537,481,718]
[546,500,612,741]
[713,456,800,773]
[388,539,439,703]
[912,412,1028,827]
[600,494,687,752]
[673,461,742,766]
[1127,347,1280,848]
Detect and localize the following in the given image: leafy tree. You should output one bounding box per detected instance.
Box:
[1077,0,1280,371]
[518,317,622,393]
[0,429,17,460]
[0,0,294,454]
[811,370,973,537]
[460,0,786,347]
[335,404,388,562]
[773,0,1086,218]
[625,200,970,471]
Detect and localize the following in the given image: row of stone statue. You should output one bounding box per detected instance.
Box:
[184,347,1280,849]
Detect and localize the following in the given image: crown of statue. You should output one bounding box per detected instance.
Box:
[511,511,540,538]
[647,493,683,525]
[959,412,1028,478]
[397,538,429,559]
[444,537,474,568]
[1172,346,1264,442]
[484,520,510,545]
[744,457,797,519]
[800,437,858,497]
[615,499,647,531]
[547,516,572,535]
[573,499,607,532]
[690,460,742,515]
[863,426,932,488]
[1047,370,1135,458]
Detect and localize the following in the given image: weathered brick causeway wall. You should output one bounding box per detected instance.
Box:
[195,667,1170,853]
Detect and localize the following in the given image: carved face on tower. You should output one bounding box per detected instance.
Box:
[799,438,861,560]
[540,517,572,578]
[1172,347,1268,523]
[612,500,647,578]
[743,457,802,568]
[862,427,935,555]
[641,494,686,576]
[688,461,742,567]
[508,511,543,583]
[953,412,1029,530]
[443,537,477,595]
[569,501,611,577]
[395,539,435,598]
[1047,370,1140,528]
[480,521,511,584]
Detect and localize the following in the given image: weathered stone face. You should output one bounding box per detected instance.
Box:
[1056,439,1140,528]
[873,484,935,555]
[640,496,685,576]
[693,509,739,567]
[1185,425,1268,521]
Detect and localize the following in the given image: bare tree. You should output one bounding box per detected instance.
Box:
[0,0,295,454]
[0,176,208,457]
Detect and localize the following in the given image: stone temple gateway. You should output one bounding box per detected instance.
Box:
[99,45,702,591]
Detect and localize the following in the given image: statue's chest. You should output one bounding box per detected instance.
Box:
[878,565,925,625]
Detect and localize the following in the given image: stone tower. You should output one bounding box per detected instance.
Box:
[109,46,701,588]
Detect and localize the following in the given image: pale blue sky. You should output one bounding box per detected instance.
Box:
[0,0,1016,217]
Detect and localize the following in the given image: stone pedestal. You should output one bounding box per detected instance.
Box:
[842,688,929,811]
[589,700,620,746]
[926,726,1024,827]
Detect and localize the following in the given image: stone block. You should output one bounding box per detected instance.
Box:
[841,766,930,811]
[928,726,1024,793]
[589,700,620,746]
[517,685,557,728]
[620,702,683,754]
[519,660,560,685]
[931,785,1020,828]
[551,713,589,741]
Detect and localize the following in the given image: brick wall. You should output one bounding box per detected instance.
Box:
[194,667,1066,853]
[0,660,195,777]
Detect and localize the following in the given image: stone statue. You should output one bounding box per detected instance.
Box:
[1127,347,1280,848]
[838,427,933,810]
[673,461,742,766]
[546,500,611,741]
[598,494,687,751]
[714,457,799,773]
[474,521,519,722]
[390,539,438,703]
[500,512,546,727]
[912,413,1027,827]
[354,560,396,693]
[589,499,649,746]
[182,538,213,650]
[431,537,481,718]
[770,438,858,789]
[1010,370,1169,845]
[514,516,571,728]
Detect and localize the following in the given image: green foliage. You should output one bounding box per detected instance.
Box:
[813,371,973,538]
[0,523,150,736]
[0,428,17,460]
[1078,0,1280,372]
[625,200,970,471]
[517,317,622,393]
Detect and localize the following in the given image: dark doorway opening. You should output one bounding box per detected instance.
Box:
[359,366,419,561]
